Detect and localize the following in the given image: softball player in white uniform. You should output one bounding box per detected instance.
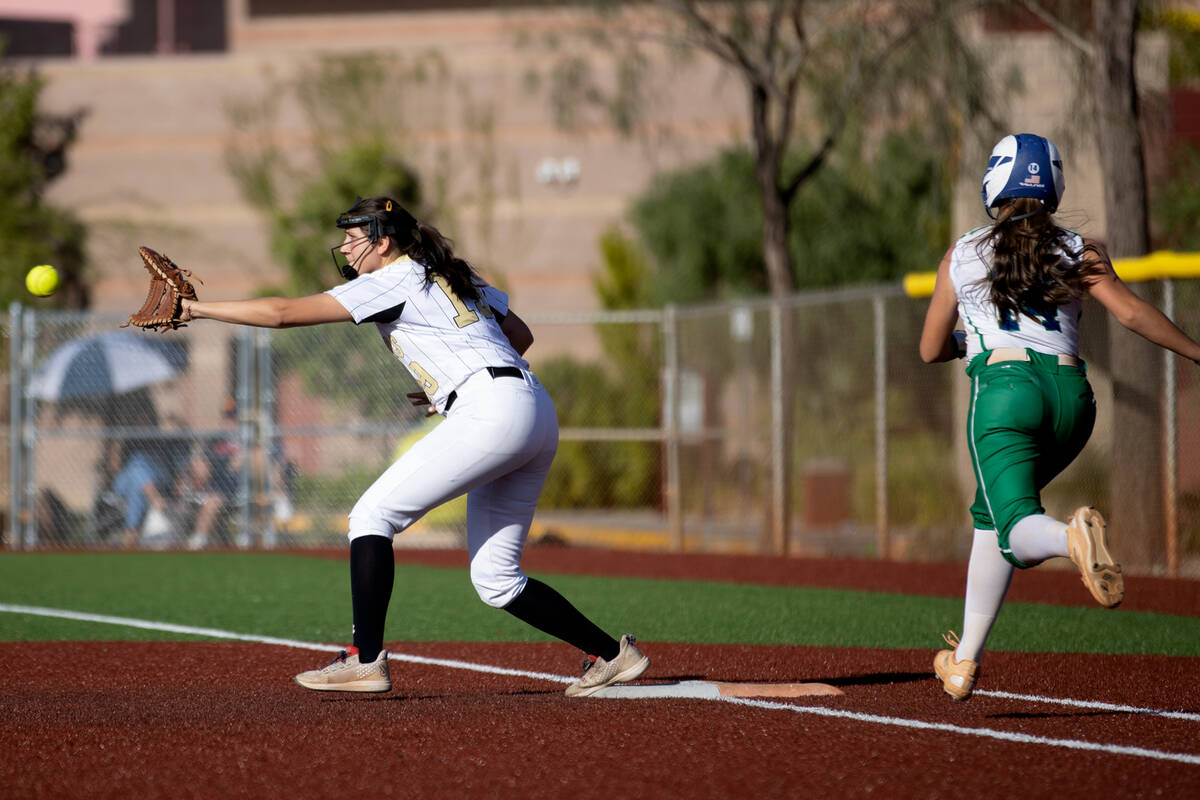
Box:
[180,196,649,697]
[920,134,1200,701]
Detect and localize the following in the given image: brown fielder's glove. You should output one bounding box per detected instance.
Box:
[122,246,200,331]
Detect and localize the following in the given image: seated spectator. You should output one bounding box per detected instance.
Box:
[102,402,184,549]
[181,396,297,549]
[110,445,171,548]
[182,445,233,550]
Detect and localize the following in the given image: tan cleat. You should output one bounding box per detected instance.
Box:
[1066,507,1124,608]
[294,647,391,693]
[933,631,978,702]
[565,634,650,698]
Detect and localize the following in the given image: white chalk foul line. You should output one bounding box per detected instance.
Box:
[715,696,1200,766]
[0,603,572,685]
[975,689,1200,723]
[3,603,1197,766]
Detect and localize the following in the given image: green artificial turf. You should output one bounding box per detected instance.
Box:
[0,552,1196,656]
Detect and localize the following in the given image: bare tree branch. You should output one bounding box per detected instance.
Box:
[778,1,809,80]
[781,4,929,199]
[659,0,767,85]
[775,62,803,165]
[785,129,838,203]
[764,0,788,73]
[1018,0,1096,57]
[791,0,806,43]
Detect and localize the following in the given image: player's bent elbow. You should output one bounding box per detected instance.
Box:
[1116,306,1149,334]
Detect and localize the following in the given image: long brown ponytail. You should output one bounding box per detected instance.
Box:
[977,198,1105,321]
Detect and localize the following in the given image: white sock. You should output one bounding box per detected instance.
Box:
[955,528,1014,664]
[1008,514,1069,565]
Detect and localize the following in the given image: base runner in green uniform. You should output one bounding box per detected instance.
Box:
[920,133,1200,701]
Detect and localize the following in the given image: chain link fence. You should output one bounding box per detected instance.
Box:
[4,281,1200,573]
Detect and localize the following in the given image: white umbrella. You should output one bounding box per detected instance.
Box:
[28,330,188,401]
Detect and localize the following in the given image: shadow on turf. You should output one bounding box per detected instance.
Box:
[304,688,567,702]
[824,671,931,688]
[297,672,936,700]
[656,671,931,687]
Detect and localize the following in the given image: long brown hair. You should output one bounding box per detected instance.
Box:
[347,196,482,302]
[977,197,1105,321]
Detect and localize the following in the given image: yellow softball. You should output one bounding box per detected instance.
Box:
[26,265,59,297]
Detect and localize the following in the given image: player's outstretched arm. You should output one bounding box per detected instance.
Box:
[1084,248,1200,364]
[182,294,352,329]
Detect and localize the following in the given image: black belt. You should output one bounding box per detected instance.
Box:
[444,366,523,412]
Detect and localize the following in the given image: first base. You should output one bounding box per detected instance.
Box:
[592,680,843,699]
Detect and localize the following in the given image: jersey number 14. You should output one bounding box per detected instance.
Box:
[388,276,495,399]
[998,303,1061,332]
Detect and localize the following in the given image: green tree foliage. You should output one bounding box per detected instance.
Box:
[591,229,661,384]
[225,53,436,420]
[257,145,423,421]
[1149,8,1200,250]
[225,52,511,420]
[1152,140,1200,251]
[539,229,663,509]
[0,58,86,308]
[1148,7,1200,85]
[543,131,951,511]
[531,1,986,304]
[537,356,661,509]
[224,49,502,291]
[630,148,767,304]
[630,131,950,304]
[543,130,952,513]
[262,142,422,296]
[593,227,654,310]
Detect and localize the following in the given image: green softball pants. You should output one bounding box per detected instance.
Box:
[965,349,1096,568]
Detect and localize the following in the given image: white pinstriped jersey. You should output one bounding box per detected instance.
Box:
[949,226,1084,361]
[326,256,527,411]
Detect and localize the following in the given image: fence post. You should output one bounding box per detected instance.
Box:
[770,302,785,555]
[20,306,37,549]
[257,327,277,550]
[236,327,254,548]
[873,294,888,560]
[7,302,22,550]
[1163,278,1178,577]
[663,304,683,551]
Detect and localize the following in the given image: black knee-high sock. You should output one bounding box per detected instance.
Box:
[503,578,620,661]
[350,535,394,663]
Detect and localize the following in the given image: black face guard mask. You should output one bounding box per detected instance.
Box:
[331,210,382,280]
[331,200,407,280]
[330,232,374,281]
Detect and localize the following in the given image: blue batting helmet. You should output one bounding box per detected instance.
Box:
[981,133,1064,219]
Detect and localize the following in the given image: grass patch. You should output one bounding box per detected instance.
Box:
[0,552,1196,656]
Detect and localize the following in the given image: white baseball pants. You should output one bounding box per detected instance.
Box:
[347,368,558,608]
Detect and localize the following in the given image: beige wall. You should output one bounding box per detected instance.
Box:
[32,5,1167,324]
[35,5,750,331]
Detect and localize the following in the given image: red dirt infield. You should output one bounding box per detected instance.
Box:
[2,549,1198,798]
